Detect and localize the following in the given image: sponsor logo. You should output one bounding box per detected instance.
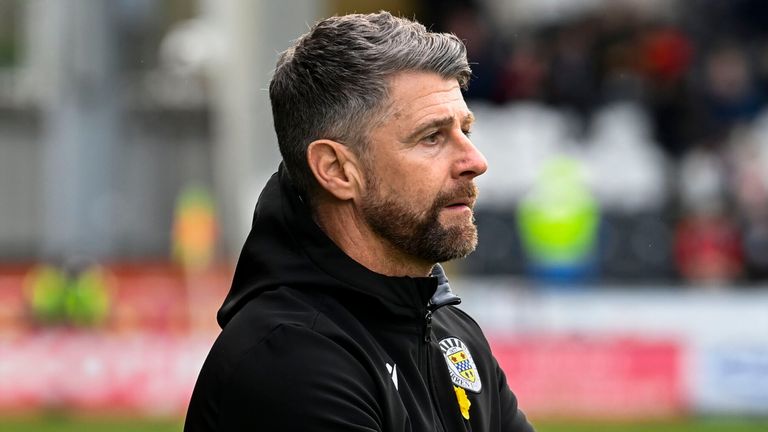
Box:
[386,362,398,390]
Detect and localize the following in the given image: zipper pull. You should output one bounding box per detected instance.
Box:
[423,309,433,342]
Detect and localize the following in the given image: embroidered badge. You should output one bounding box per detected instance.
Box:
[439,337,482,393]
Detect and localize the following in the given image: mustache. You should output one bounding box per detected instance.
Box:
[433,182,479,209]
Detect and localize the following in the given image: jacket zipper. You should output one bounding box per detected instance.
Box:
[423,307,451,431]
[423,309,433,342]
[418,309,431,375]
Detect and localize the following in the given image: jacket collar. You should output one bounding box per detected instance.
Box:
[217,164,460,327]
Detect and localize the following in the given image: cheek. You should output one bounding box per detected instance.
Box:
[392,176,443,211]
[373,155,444,205]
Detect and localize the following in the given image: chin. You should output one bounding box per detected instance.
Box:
[434,226,478,262]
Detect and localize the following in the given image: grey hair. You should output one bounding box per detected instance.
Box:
[269,11,471,197]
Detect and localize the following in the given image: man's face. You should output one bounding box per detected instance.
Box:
[359,71,488,264]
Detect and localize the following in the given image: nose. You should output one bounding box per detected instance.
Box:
[453,131,488,180]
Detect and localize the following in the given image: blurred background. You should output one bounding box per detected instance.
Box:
[1,0,767,430]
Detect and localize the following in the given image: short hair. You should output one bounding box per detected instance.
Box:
[269,11,471,196]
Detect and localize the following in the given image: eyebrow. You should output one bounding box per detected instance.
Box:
[405,112,476,143]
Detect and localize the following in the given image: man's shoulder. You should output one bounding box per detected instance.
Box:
[187,307,384,431]
[204,285,377,380]
[434,304,483,331]
[212,286,331,363]
[432,304,492,354]
[221,320,371,380]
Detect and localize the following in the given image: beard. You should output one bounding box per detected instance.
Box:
[360,178,479,264]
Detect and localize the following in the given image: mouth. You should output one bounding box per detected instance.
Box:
[438,183,479,213]
[444,198,475,210]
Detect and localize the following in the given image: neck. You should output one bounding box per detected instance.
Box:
[313,200,433,278]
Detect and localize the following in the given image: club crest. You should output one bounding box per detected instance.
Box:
[439,337,482,393]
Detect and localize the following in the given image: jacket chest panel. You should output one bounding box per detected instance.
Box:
[358,319,474,432]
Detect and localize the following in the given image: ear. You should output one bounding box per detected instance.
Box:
[307,139,363,201]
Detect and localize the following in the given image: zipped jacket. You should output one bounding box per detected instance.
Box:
[184,165,534,432]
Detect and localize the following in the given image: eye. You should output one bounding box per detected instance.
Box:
[422,131,443,146]
[462,129,472,138]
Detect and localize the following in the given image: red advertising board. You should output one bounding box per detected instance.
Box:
[0,332,215,415]
[0,265,688,418]
[0,332,686,418]
[0,263,226,415]
[490,335,685,419]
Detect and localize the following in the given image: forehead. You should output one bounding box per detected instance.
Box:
[382,71,469,125]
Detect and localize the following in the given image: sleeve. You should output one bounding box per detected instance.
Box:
[495,357,535,432]
[216,324,383,431]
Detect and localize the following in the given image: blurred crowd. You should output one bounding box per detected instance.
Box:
[417,0,768,284]
[3,0,768,286]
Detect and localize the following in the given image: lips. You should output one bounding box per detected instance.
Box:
[433,182,479,215]
[439,183,478,210]
[445,198,474,209]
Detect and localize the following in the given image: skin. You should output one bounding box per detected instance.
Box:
[307,71,488,277]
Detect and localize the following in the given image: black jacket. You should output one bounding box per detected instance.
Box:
[184,166,534,431]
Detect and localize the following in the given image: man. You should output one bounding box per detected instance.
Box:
[185,12,534,432]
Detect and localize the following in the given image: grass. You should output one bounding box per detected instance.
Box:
[1,415,767,431]
[534,417,768,432]
[0,416,183,432]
